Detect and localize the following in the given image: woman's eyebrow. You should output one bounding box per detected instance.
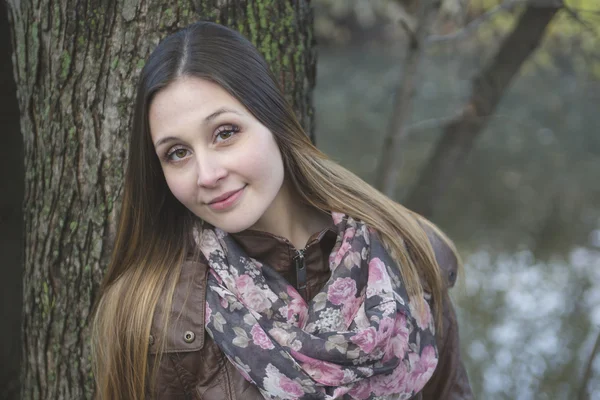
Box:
[154,136,178,148]
[204,107,242,122]
[154,107,243,148]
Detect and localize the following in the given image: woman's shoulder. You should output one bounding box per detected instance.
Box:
[149,258,209,355]
[418,222,459,288]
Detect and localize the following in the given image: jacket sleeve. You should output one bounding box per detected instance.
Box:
[420,224,474,399]
[421,291,474,399]
[146,260,211,399]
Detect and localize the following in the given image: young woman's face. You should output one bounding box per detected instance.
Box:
[149,77,285,233]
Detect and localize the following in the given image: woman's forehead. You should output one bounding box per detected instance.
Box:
[148,77,247,142]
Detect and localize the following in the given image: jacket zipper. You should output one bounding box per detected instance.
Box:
[288,227,332,301]
[294,248,307,300]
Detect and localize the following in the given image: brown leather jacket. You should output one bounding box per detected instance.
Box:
[147,226,473,399]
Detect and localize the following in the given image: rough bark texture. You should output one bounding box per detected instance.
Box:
[4,0,315,398]
[0,1,24,399]
[406,3,561,217]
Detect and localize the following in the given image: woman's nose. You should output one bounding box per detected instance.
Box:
[195,154,227,187]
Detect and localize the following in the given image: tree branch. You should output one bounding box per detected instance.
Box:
[404,114,459,135]
[405,2,562,217]
[375,0,441,196]
[563,5,598,33]
[569,8,600,15]
[578,329,600,400]
[427,0,523,44]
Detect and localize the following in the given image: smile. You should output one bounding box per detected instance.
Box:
[207,186,246,211]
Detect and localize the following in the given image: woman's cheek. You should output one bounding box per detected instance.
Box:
[165,173,194,205]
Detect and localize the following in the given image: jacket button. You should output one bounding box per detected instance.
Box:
[448,270,456,285]
[183,331,195,343]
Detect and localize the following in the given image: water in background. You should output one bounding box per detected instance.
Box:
[314,45,600,399]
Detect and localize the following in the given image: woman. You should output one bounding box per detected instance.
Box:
[92,21,473,399]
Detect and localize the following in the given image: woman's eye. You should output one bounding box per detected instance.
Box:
[166,147,189,161]
[216,130,233,141]
[215,125,240,143]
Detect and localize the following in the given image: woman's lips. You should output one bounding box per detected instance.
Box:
[207,186,246,211]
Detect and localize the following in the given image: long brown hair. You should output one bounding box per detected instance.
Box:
[91,21,459,400]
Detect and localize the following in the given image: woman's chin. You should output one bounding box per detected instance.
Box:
[201,212,261,234]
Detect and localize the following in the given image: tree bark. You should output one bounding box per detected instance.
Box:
[405,2,561,217]
[0,1,24,399]
[5,0,315,398]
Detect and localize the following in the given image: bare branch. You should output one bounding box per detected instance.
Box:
[563,5,598,34]
[404,110,553,139]
[427,0,523,44]
[569,8,600,15]
[406,3,562,217]
[398,18,417,40]
[405,114,460,135]
[577,329,600,400]
[375,0,442,195]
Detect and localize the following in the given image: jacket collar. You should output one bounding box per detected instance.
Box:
[229,225,337,272]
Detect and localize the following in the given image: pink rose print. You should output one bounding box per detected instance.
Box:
[286,286,308,327]
[409,299,432,330]
[384,312,410,362]
[407,345,438,392]
[330,228,356,266]
[332,212,344,225]
[367,258,392,296]
[332,386,351,398]
[235,276,272,312]
[291,350,345,386]
[331,240,352,266]
[368,258,385,281]
[200,230,221,253]
[377,316,395,344]
[350,327,378,354]
[242,286,272,312]
[263,364,304,399]
[208,269,223,285]
[348,379,372,398]
[370,360,409,396]
[269,327,294,347]
[342,227,356,242]
[327,277,357,305]
[279,375,303,397]
[251,324,274,350]
[341,296,362,327]
[220,296,228,308]
[205,303,212,325]
[235,274,253,290]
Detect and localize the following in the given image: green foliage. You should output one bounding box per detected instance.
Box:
[469,0,600,79]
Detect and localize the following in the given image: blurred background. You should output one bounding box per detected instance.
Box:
[311,0,600,398]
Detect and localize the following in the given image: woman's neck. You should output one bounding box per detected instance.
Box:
[248,182,331,249]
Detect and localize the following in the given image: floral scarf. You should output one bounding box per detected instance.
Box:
[196,213,438,399]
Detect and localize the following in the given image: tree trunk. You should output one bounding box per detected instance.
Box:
[0,1,24,399]
[406,3,560,217]
[5,1,315,398]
